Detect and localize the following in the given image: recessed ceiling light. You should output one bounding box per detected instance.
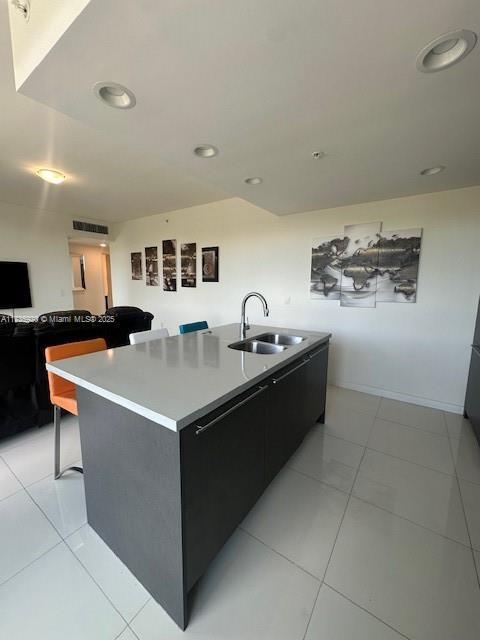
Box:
[416,30,477,72]
[244,177,263,185]
[193,145,218,158]
[100,243,107,248]
[93,82,136,109]
[36,168,66,184]
[420,165,445,176]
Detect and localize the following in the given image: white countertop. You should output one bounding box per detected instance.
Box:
[46,324,330,431]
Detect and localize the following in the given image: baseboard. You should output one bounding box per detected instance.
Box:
[331,380,464,415]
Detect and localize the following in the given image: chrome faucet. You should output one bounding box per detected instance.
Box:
[240,292,269,339]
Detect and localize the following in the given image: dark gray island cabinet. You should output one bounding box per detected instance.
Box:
[49,324,329,630]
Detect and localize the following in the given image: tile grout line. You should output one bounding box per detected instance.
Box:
[287,460,471,545]
[23,473,84,542]
[62,540,138,628]
[0,454,32,490]
[0,438,82,492]
[0,539,64,588]
[324,583,413,640]
[18,473,143,627]
[0,456,76,545]
[0,426,54,456]
[370,415,449,440]
[113,625,130,640]
[314,395,415,639]
[238,527,322,582]
[351,493,473,549]
[2,448,136,626]
[125,625,141,640]
[305,394,414,638]
[1,399,475,636]
[285,464,354,494]
[364,443,458,479]
[444,411,480,590]
[294,409,477,546]
[0,419,79,458]
[301,444,369,640]
[321,405,464,481]
[309,424,367,449]
[373,414,449,437]
[331,385,460,416]
[0,457,67,587]
[126,598,152,633]
[299,400,383,640]
[0,485,24,504]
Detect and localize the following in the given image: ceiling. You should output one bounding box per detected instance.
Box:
[4,0,480,222]
[0,2,225,223]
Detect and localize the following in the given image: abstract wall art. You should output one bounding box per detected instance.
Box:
[310,222,422,307]
[145,246,159,286]
[340,222,381,308]
[202,246,219,282]
[131,252,142,281]
[162,240,177,291]
[310,236,346,300]
[181,243,197,288]
[376,228,422,303]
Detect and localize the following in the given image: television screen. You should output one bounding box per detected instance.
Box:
[0,262,32,310]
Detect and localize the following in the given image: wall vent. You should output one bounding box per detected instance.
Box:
[73,220,109,235]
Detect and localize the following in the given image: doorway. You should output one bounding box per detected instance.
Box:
[68,239,113,315]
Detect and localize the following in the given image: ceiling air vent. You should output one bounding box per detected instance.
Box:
[11,0,30,21]
[73,220,109,235]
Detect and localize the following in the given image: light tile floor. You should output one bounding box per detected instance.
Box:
[0,389,479,639]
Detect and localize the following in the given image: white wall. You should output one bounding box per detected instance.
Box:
[0,200,74,317]
[69,242,109,315]
[109,186,480,413]
[9,0,91,89]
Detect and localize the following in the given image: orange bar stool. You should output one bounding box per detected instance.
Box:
[45,338,107,479]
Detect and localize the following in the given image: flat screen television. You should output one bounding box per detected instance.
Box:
[0,261,32,310]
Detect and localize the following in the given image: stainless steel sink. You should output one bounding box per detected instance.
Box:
[229,340,287,354]
[254,333,305,346]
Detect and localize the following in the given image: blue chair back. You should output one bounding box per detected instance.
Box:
[179,321,208,334]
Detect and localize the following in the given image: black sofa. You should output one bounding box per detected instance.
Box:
[0,306,153,439]
[0,315,36,439]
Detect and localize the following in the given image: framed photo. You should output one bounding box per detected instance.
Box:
[202,246,219,282]
[145,246,159,286]
[162,240,177,291]
[181,243,197,287]
[131,252,142,280]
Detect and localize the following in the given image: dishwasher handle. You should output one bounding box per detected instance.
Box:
[195,385,268,435]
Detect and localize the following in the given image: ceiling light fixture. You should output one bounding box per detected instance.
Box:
[416,30,477,72]
[312,151,326,159]
[93,82,136,109]
[100,243,107,248]
[193,145,218,158]
[36,168,66,185]
[244,177,263,185]
[420,165,445,176]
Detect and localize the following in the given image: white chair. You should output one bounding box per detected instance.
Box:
[129,327,169,345]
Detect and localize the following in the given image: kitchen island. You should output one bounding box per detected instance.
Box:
[46,323,330,629]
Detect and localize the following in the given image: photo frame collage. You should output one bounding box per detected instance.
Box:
[131,242,219,289]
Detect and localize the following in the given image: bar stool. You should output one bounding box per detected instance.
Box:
[45,338,107,479]
[178,321,208,334]
[129,327,169,344]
